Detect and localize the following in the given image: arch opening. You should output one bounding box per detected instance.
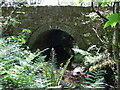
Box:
[30,29,76,69]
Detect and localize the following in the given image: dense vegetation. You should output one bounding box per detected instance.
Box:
[0,29,116,89]
[0,0,120,89]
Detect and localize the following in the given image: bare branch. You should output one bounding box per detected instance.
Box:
[92,28,106,44]
[91,2,108,22]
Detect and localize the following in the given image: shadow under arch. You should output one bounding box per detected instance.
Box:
[27,22,76,49]
[28,29,75,69]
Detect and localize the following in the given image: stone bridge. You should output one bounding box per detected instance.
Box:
[2,6,102,50]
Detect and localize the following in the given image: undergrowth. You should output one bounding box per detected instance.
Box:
[73,46,116,88]
[1,29,116,89]
[0,30,51,89]
[0,29,73,89]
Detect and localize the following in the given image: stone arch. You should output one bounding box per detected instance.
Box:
[28,22,77,49]
[27,25,76,69]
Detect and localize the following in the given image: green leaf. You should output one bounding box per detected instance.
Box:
[19,38,26,44]
[0,16,3,18]
[104,21,113,28]
[98,0,110,7]
[104,13,120,28]
[22,29,31,33]
[101,2,109,7]
[11,36,17,40]
[21,38,26,44]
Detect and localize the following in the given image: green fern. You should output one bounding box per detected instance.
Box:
[0,34,51,89]
[82,70,105,88]
[61,80,76,89]
[42,48,73,88]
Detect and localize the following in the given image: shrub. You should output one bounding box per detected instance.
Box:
[0,29,72,89]
[0,31,51,89]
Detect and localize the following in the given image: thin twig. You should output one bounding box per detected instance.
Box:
[92,27,106,44]
[91,2,108,22]
[3,6,17,33]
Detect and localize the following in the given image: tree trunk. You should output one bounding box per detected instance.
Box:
[112,2,120,89]
[0,2,2,37]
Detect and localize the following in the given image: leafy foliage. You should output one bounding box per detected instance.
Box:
[1,1,118,89]
[73,47,115,71]
[62,80,76,89]
[42,48,72,87]
[7,29,31,44]
[0,31,51,89]
[82,70,105,88]
[0,29,74,89]
[73,46,116,88]
[104,13,120,28]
